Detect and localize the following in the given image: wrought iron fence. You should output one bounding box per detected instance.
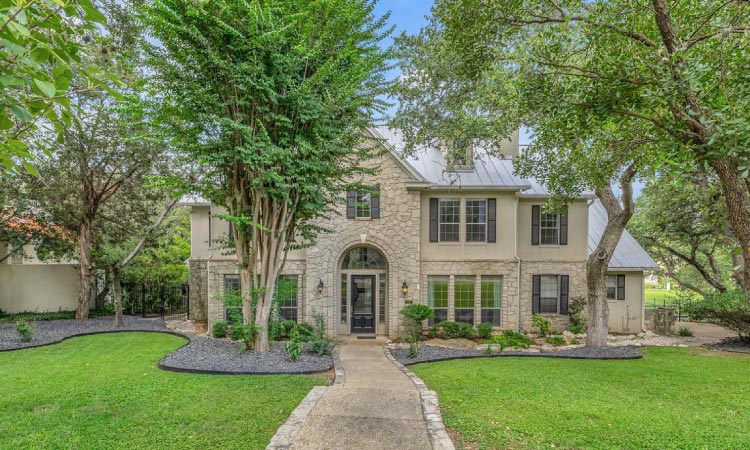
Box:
[645,297,693,322]
[121,282,189,321]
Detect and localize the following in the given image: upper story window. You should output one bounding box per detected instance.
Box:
[531,205,568,246]
[540,212,559,245]
[447,139,473,170]
[439,199,460,242]
[465,199,487,242]
[346,186,380,219]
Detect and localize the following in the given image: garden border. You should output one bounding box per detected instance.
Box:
[383,346,456,450]
[389,346,643,366]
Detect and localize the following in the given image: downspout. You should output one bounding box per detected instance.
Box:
[515,192,523,333]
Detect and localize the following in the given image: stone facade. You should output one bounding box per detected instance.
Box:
[187,260,207,321]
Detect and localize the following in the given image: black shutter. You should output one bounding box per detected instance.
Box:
[531,205,540,245]
[559,275,569,314]
[487,198,496,243]
[346,191,356,219]
[532,275,540,314]
[617,274,626,300]
[371,186,380,219]
[429,198,439,242]
[559,209,568,245]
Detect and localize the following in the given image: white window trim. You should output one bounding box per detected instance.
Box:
[438,198,460,242]
[465,199,487,242]
[539,211,560,246]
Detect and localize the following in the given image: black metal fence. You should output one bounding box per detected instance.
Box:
[645,298,694,322]
[121,282,189,321]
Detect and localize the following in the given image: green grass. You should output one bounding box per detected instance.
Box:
[0,332,325,449]
[411,348,750,450]
[644,288,677,306]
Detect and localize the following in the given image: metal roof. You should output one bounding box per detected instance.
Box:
[178,194,210,206]
[588,200,660,271]
[373,126,530,189]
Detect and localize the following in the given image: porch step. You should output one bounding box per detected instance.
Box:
[356,335,377,340]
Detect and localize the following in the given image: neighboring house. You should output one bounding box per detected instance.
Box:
[182,127,658,337]
[0,214,79,314]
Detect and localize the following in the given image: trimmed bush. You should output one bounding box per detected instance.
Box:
[212,320,228,338]
[532,314,554,337]
[477,322,493,340]
[490,330,531,349]
[429,321,475,339]
[545,336,566,346]
[684,291,750,342]
[16,319,34,342]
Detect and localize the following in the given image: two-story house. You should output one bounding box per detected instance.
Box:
[181,127,658,338]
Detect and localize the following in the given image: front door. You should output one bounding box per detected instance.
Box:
[350,275,376,333]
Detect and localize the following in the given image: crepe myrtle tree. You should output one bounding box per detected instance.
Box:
[145,0,391,351]
[390,0,750,346]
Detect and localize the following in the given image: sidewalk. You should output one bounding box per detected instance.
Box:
[288,339,432,450]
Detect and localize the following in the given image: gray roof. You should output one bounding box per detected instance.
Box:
[373,126,530,189]
[588,200,659,271]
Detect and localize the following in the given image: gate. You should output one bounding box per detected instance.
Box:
[121,282,189,320]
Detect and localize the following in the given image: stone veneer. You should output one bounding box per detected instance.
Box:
[188,260,207,321]
[519,260,587,331]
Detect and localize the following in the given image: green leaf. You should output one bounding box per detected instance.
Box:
[0,75,26,87]
[22,161,39,177]
[0,115,13,130]
[33,78,57,97]
[10,105,34,122]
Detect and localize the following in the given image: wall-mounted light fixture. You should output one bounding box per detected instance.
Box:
[317,279,324,295]
[401,280,409,297]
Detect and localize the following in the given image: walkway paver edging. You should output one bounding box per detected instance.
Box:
[266,386,329,450]
[384,346,456,450]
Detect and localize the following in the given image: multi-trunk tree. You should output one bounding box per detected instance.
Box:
[145,0,390,351]
[392,0,750,347]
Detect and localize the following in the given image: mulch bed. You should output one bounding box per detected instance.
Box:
[0,315,333,374]
[706,337,750,354]
[391,343,642,366]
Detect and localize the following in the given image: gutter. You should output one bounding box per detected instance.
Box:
[515,191,523,333]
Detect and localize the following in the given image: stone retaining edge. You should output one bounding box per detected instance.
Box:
[384,346,456,450]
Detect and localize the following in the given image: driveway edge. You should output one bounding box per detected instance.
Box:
[384,346,456,450]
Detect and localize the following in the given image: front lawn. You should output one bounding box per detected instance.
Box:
[0,332,324,449]
[411,347,750,450]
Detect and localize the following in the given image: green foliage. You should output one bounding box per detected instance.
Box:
[230,323,260,352]
[0,310,75,323]
[532,314,553,337]
[476,322,493,340]
[15,319,33,342]
[545,336,566,346]
[400,304,434,343]
[568,296,586,334]
[0,333,325,448]
[212,321,228,339]
[429,321,475,340]
[309,313,338,356]
[490,330,531,350]
[678,327,694,338]
[0,0,121,174]
[284,341,302,362]
[685,291,750,342]
[295,323,315,343]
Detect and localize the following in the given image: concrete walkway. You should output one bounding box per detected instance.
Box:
[289,339,432,450]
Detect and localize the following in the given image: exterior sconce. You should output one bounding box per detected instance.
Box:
[317,279,324,295]
[401,280,409,297]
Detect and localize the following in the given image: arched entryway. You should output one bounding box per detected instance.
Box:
[339,246,388,335]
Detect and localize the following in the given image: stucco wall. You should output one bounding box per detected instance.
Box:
[0,264,80,313]
[606,271,645,333]
[517,199,589,261]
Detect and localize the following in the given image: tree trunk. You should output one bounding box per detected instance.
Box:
[113,265,124,328]
[95,266,111,310]
[76,217,93,320]
[586,175,636,348]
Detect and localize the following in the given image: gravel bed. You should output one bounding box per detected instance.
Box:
[0,315,169,351]
[159,337,333,374]
[706,337,750,354]
[391,343,642,365]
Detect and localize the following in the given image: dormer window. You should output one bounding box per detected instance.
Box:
[447,138,473,170]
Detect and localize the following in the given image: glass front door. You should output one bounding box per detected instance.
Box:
[350,275,376,333]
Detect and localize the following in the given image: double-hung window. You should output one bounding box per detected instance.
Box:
[481,277,502,326]
[224,275,242,323]
[453,277,475,324]
[539,275,559,313]
[275,275,299,322]
[439,199,460,242]
[607,274,626,300]
[355,191,372,218]
[465,199,487,242]
[427,276,449,325]
[540,212,559,245]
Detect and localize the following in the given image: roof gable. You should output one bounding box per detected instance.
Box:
[588,200,659,271]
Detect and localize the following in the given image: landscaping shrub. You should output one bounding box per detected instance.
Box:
[684,291,750,342]
[678,326,693,337]
[532,314,554,337]
[568,296,586,334]
[280,320,297,339]
[212,320,228,338]
[229,323,259,351]
[545,336,566,346]
[15,319,34,342]
[429,321,475,339]
[285,341,302,361]
[490,330,531,349]
[295,323,315,342]
[400,304,435,358]
[309,313,338,356]
[0,310,75,323]
[477,322,493,340]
